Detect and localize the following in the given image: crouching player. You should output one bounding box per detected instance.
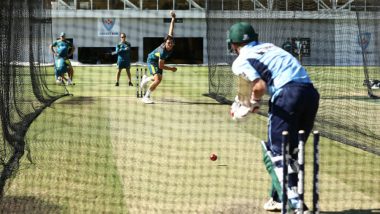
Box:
[228,22,319,213]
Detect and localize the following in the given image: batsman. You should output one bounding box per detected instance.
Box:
[227,22,320,213]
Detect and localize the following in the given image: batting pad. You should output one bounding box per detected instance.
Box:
[261,141,283,198]
[261,141,300,209]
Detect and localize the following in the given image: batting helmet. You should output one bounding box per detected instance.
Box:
[227,22,258,44]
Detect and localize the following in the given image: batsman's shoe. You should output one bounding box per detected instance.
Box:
[263,198,282,212]
[142,97,154,104]
[140,75,149,89]
[115,82,119,86]
[292,203,310,214]
[129,81,134,86]
[292,209,312,214]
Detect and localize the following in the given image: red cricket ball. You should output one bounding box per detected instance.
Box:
[210,153,218,161]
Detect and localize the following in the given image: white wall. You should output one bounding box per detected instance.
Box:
[50,10,207,63]
[50,10,380,66]
[207,11,380,66]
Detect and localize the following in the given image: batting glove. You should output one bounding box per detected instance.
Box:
[230,96,253,121]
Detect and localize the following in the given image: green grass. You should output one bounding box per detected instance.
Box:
[306,66,380,152]
[1,66,379,213]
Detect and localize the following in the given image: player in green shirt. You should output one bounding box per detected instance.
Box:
[50,32,75,85]
[115,32,133,86]
[140,11,177,104]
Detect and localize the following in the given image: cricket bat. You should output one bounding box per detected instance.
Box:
[237,76,253,107]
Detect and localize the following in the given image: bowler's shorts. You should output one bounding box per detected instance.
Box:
[65,59,71,66]
[147,63,163,75]
[117,60,130,69]
[64,59,73,71]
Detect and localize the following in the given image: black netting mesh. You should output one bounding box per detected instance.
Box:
[0,0,379,213]
[206,6,380,155]
[0,0,66,198]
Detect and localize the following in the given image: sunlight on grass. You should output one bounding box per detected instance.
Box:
[2,66,379,213]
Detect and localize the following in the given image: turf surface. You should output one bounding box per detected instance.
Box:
[1,66,379,213]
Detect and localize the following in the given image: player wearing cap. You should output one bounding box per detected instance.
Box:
[115,32,133,87]
[227,22,319,213]
[140,11,177,104]
[50,32,75,85]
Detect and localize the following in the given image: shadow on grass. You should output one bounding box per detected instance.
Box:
[0,196,64,214]
[160,98,224,105]
[57,96,96,105]
[322,209,380,214]
[322,95,380,102]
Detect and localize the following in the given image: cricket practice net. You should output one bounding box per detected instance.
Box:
[206,5,380,155]
[0,0,67,199]
[0,0,379,213]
